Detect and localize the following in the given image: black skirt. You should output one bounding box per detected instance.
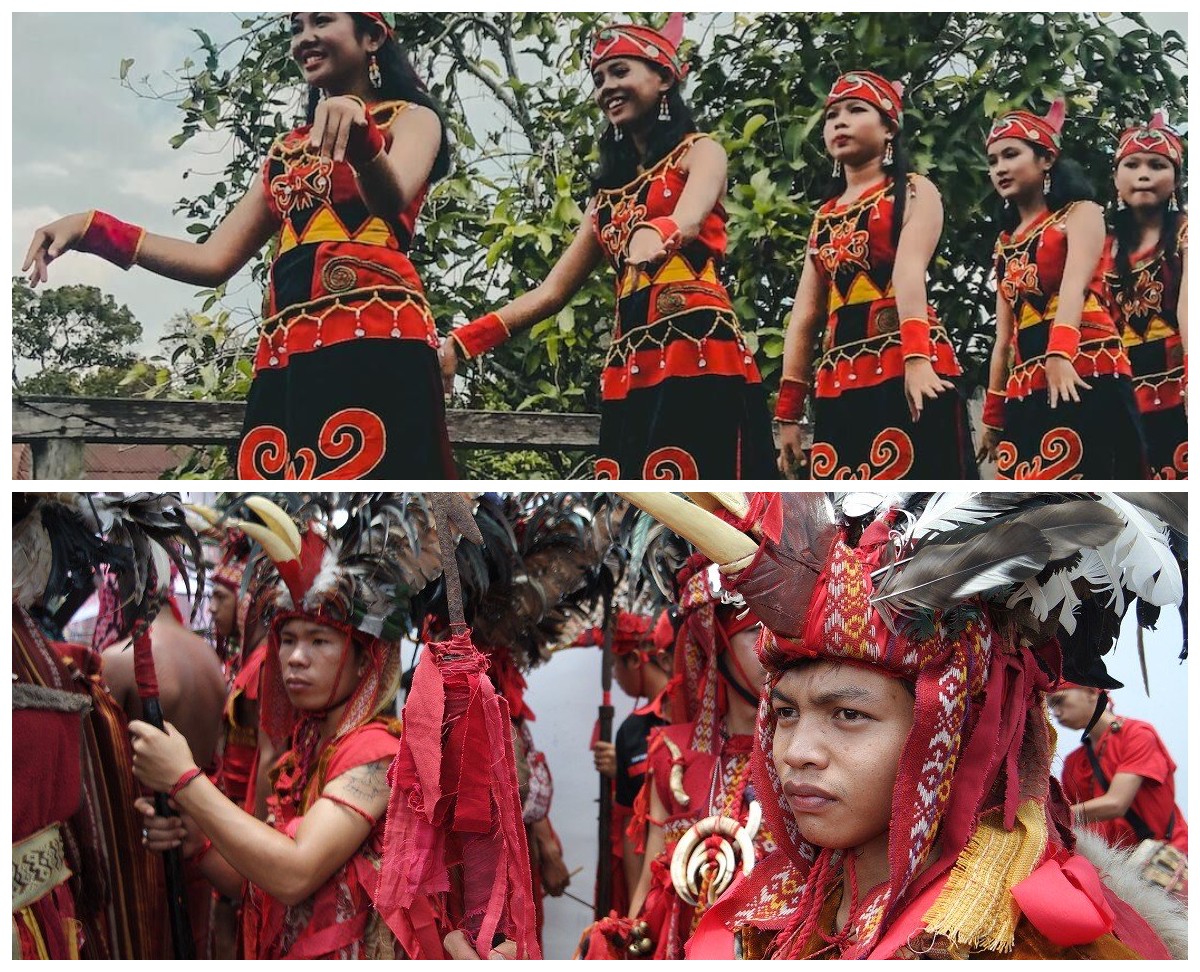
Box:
[234,338,455,479]
[809,381,977,480]
[595,375,777,480]
[1141,406,1188,480]
[996,376,1147,480]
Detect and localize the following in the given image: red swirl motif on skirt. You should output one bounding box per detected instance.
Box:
[593,457,620,480]
[642,446,700,480]
[996,426,1084,481]
[237,408,387,480]
[809,428,915,480]
[1156,442,1187,480]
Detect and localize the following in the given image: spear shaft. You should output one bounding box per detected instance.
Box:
[595,588,615,920]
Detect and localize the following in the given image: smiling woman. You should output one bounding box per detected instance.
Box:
[22,12,456,480]
[441,14,775,480]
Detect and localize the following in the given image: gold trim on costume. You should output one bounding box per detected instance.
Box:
[12,823,72,913]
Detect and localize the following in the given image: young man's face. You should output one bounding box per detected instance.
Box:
[1047,686,1102,731]
[770,661,914,853]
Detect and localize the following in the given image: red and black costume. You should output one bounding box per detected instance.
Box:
[986,108,1146,479]
[588,19,774,480]
[237,98,454,479]
[1104,116,1187,479]
[787,72,975,480]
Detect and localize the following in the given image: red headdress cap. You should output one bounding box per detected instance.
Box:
[652,607,676,653]
[1116,109,1184,167]
[613,610,655,656]
[288,12,392,37]
[826,70,904,126]
[987,96,1067,159]
[591,12,688,82]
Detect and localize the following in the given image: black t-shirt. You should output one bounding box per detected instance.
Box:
[615,705,669,808]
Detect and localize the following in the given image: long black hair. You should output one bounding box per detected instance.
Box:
[820,109,910,249]
[304,14,451,183]
[994,145,1095,234]
[590,71,698,192]
[1110,177,1186,293]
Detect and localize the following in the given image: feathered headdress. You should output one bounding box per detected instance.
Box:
[619,491,1185,959]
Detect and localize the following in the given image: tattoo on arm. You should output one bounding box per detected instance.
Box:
[331,758,390,803]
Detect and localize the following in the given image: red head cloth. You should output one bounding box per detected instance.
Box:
[987,97,1067,160]
[826,71,904,126]
[721,496,1073,959]
[652,607,676,654]
[1116,109,1184,168]
[591,12,688,81]
[289,12,392,36]
[613,611,655,656]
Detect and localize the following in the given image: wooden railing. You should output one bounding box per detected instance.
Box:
[12,396,602,479]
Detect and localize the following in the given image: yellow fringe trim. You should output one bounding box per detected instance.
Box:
[921,799,1048,953]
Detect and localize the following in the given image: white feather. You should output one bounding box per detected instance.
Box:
[305,544,343,609]
[1007,572,1082,633]
[1098,494,1183,606]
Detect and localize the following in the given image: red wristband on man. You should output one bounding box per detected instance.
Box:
[168,767,204,801]
[899,317,933,360]
[982,389,1006,430]
[450,312,511,359]
[345,112,388,169]
[1046,323,1080,361]
[78,210,146,270]
[774,377,810,422]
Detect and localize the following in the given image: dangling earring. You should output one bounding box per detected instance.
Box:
[368,53,382,90]
[1117,197,1127,211]
[1169,195,1180,212]
[883,140,894,166]
[832,158,842,177]
[1042,171,1052,195]
[658,93,671,123]
[613,125,623,143]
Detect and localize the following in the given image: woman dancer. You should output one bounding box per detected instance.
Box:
[1105,112,1187,478]
[979,99,1145,479]
[441,14,774,480]
[24,13,453,479]
[775,71,975,480]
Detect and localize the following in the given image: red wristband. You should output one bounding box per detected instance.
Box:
[345,112,388,169]
[77,210,145,270]
[899,317,932,360]
[635,217,682,251]
[451,312,511,359]
[168,767,203,801]
[1046,323,1080,361]
[188,837,213,865]
[982,389,1006,430]
[774,377,810,422]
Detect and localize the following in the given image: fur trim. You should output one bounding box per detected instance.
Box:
[1073,828,1188,959]
[13,682,93,715]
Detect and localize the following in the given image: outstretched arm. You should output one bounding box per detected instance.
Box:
[24,185,278,289]
[626,136,727,267]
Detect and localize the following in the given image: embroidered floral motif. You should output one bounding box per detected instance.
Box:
[817,223,870,276]
[999,251,1041,304]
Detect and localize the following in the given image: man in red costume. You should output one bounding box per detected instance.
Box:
[133,497,450,959]
[618,491,1185,961]
[1052,684,1188,854]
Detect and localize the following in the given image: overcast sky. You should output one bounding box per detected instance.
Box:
[11,11,1187,362]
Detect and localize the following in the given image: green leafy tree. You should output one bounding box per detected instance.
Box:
[12,277,152,396]
[127,12,1185,476]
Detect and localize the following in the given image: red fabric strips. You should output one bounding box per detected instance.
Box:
[377,629,540,959]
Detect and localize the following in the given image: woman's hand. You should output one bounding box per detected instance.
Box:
[133,795,204,858]
[309,95,369,163]
[975,426,1001,465]
[23,212,92,286]
[776,422,808,478]
[626,226,673,268]
[129,720,199,794]
[903,358,955,422]
[592,740,616,780]
[443,929,518,960]
[438,336,460,396]
[1044,355,1092,408]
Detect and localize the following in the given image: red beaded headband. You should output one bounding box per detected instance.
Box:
[826,70,904,125]
[288,12,392,37]
[1116,110,1184,167]
[987,98,1066,159]
[591,12,687,81]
